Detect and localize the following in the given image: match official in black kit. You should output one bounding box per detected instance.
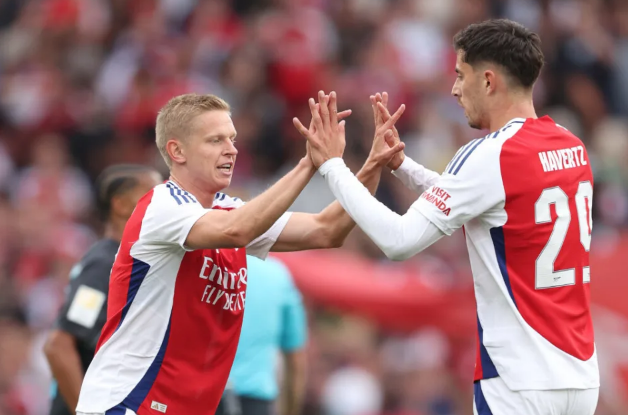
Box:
[44,164,162,415]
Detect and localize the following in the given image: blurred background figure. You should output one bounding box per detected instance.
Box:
[43,165,162,415]
[0,0,626,414]
[216,255,307,415]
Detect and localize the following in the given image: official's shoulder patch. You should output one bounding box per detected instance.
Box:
[66,285,106,328]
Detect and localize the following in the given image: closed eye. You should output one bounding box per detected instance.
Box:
[206,135,237,144]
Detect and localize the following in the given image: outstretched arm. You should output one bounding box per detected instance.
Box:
[272,91,405,252]
[319,158,445,260]
[308,107,506,261]
[185,156,315,250]
[291,91,446,260]
[271,160,382,251]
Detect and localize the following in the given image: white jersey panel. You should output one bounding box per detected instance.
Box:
[77,188,187,412]
[466,219,599,390]
[77,255,181,411]
[412,128,514,235]
[138,183,211,252]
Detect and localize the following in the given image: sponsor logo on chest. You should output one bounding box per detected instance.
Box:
[198,250,247,312]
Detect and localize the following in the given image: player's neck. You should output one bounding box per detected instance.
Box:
[104,221,124,242]
[488,96,537,132]
[168,171,216,208]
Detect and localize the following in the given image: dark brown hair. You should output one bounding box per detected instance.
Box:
[453,19,544,89]
[95,164,156,220]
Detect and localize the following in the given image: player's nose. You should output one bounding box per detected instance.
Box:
[225,140,238,156]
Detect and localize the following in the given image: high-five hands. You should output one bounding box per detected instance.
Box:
[293,90,405,169]
[367,92,406,169]
[293,91,348,169]
[369,92,406,170]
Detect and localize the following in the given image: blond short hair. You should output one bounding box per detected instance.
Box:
[155,93,231,168]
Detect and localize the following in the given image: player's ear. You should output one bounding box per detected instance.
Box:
[166,139,186,165]
[484,70,497,95]
[110,194,132,219]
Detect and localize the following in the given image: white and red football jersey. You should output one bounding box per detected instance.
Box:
[76,181,290,415]
[414,116,599,390]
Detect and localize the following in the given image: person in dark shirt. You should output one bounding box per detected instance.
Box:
[44,164,162,415]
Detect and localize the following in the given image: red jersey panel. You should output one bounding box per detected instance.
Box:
[499,117,594,360]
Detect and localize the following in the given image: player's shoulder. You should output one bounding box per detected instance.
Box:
[550,120,587,148]
[444,118,537,176]
[212,192,244,209]
[151,181,244,210]
[502,116,587,161]
[511,115,584,144]
[70,238,118,282]
[91,236,119,256]
[81,239,118,266]
[443,130,509,176]
[152,180,200,206]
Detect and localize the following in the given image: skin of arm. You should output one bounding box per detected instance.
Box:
[185,156,316,250]
[270,158,382,251]
[44,330,84,415]
[275,91,406,251]
[279,349,307,415]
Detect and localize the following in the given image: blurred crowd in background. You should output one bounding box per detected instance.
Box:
[0,0,627,414]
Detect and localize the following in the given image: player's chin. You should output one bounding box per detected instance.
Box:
[215,176,232,190]
[467,119,482,130]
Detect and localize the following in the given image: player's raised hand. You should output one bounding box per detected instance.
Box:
[293,90,347,168]
[371,92,406,170]
[366,92,406,168]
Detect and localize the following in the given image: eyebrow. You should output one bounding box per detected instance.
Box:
[205,133,237,140]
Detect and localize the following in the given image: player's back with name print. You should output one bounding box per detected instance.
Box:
[494,116,596,384]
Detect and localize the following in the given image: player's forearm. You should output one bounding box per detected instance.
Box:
[320,158,444,260]
[281,351,307,415]
[44,331,83,415]
[232,160,315,245]
[391,156,440,193]
[315,159,382,247]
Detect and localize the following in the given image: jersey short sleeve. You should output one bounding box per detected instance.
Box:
[55,255,113,347]
[139,184,212,251]
[412,138,506,236]
[213,192,293,260]
[246,212,292,260]
[139,185,291,257]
